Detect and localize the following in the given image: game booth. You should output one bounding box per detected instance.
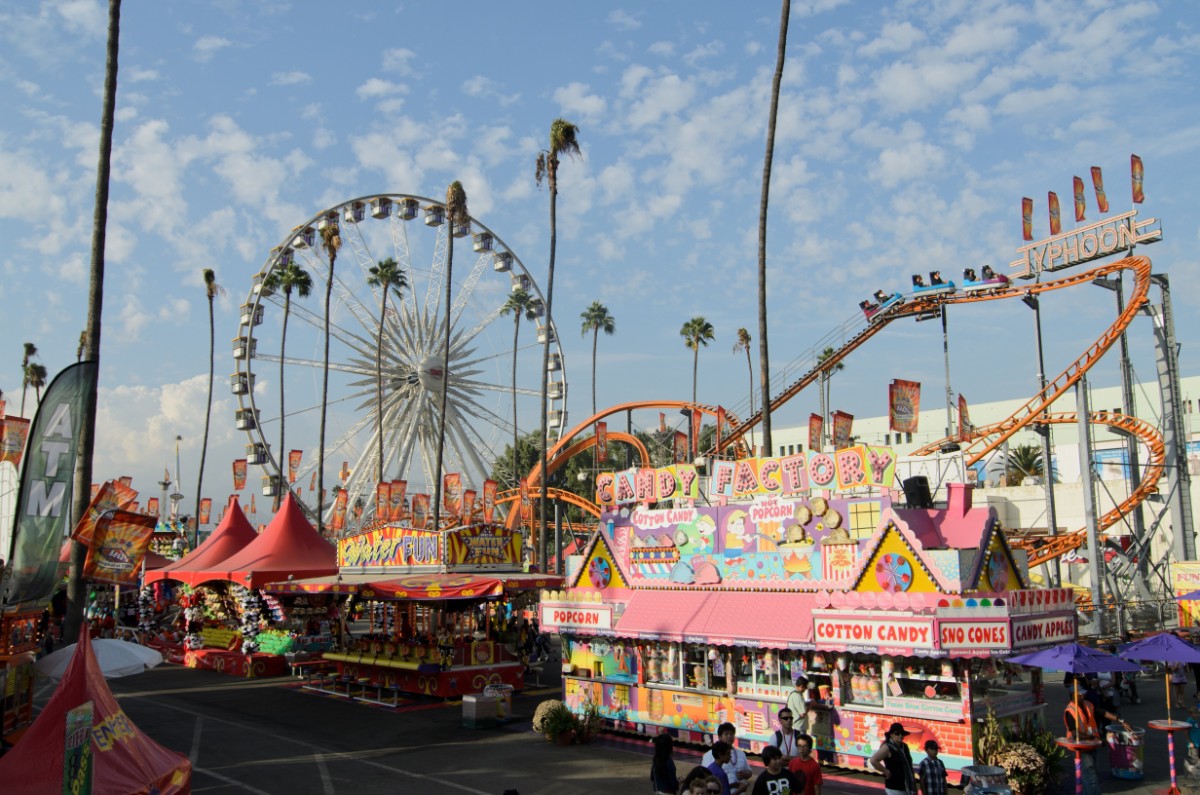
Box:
[268,519,562,700]
[144,493,337,677]
[540,450,1077,782]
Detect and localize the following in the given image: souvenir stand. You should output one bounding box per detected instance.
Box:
[540,450,1076,783]
[270,519,561,699]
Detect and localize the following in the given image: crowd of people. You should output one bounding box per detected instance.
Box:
[647,713,944,795]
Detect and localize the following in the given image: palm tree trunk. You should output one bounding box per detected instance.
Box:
[692,346,699,405]
[433,235,454,534]
[512,315,520,489]
[757,0,791,457]
[19,381,27,417]
[277,292,290,512]
[377,292,388,484]
[65,0,120,645]
[592,329,599,418]
[538,167,558,569]
[745,348,754,454]
[818,373,827,452]
[318,259,334,536]
[196,295,213,544]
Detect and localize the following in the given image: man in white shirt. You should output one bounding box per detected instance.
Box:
[701,722,753,795]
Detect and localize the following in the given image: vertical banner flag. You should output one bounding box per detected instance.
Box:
[72,480,138,545]
[117,476,133,488]
[658,412,667,433]
[673,431,688,464]
[411,494,429,529]
[352,498,363,522]
[463,490,477,521]
[147,497,159,518]
[482,479,497,523]
[83,510,156,585]
[389,480,407,521]
[831,411,854,450]
[519,478,531,524]
[808,413,823,452]
[958,393,973,442]
[288,449,302,484]
[0,415,30,466]
[199,498,212,525]
[339,461,350,482]
[332,489,348,531]
[250,494,257,515]
[1131,154,1144,204]
[1091,166,1108,212]
[232,459,247,491]
[375,481,390,519]
[888,379,921,433]
[129,501,140,515]
[7,361,97,607]
[595,421,607,463]
[1073,176,1087,222]
[309,470,317,492]
[1021,197,1033,241]
[691,410,702,458]
[1047,191,1061,236]
[443,473,463,515]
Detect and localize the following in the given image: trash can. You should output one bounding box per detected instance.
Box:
[462,693,499,729]
[484,684,514,721]
[1106,724,1145,780]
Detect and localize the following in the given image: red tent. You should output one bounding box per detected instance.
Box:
[145,496,258,587]
[185,492,336,589]
[0,631,191,793]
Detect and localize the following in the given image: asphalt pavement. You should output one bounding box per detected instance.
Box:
[11,654,1200,794]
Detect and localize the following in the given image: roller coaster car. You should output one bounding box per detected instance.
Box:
[910,270,956,297]
[862,290,903,321]
[961,265,1010,293]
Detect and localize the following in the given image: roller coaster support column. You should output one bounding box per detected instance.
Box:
[1146,274,1195,562]
[942,308,954,439]
[1023,290,1061,588]
[1094,275,1150,578]
[1077,374,1106,635]
[554,499,563,576]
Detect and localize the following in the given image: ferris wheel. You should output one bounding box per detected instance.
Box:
[231,194,567,525]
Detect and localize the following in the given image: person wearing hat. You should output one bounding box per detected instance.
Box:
[870,722,916,795]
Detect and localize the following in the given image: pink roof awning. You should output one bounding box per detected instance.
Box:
[146,496,258,586]
[615,590,817,648]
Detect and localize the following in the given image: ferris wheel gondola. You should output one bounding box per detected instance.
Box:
[232,194,567,529]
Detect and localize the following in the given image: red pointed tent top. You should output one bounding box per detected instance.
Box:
[193,492,337,589]
[0,631,191,793]
[145,496,258,587]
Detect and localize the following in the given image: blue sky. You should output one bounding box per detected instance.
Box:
[1,0,1197,515]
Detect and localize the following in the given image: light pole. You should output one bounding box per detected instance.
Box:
[1021,289,1061,588]
[170,434,187,542]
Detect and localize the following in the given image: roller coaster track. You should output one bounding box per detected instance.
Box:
[517,257,1162,574]
[982,410,1165,568]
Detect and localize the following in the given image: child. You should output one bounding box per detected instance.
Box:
[918,740,947,795]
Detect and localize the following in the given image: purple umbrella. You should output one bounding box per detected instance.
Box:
[1007,642,1142,674]
[1176,589,1200,601]
[1119,632,1200,722]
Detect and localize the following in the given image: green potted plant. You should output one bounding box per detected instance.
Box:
[533,699,577,744]
[993,743,1047,795]
[575,702,603,743]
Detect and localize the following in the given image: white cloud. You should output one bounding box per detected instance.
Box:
[193,35,231,62]
[356,78,406,100]
[126,67,160,83]
[270,71,312,86]
[627,74,696,129]
[552,82,607,122]
[683,42,723,67]
[649,41,674,57]
[872,140,947,189]
[53,0,105,37]
[382,47,418,75]
[461,76,520,106]
[608,9,641,30]
[858,21,924,58]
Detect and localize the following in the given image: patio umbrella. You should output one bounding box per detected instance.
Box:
[34,638,164,681]
[1119,632,1200,723]
[1007,643,1140,736]
[1177,589,1200,601]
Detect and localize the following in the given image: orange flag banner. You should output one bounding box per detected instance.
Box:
[389,480,407,521]
[376,481,391,519]
[288,449,302,484]
[1048,191,1061,236]
[1091,166,1108,213]
[199,498,212,525]
[1021,197,1033,242]
[1073,176,1086,222]
[443,473,463,515]
[1131,154,1144,204]
[83,510,156,585]
[889,379,920,433]
[411,494,430,529]
[232,459,247,491]
[482,479,497,523]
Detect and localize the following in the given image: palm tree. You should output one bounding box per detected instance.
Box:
[27,363,48,404]
[1007,443,1046,486]
[19,341,38,416]
[317,220,342,536]
[433,181,468,536]
[264,261,313,507]
[680,317,716,405]
[733,327,754,453]
[756,0,792,457]
[817,346,844,450]
[197,268,225,541]
[66,0,120,646]
[366,257,408,484]
[579,301,615,419]
[502,288,538,488]
[535,118,581,568]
